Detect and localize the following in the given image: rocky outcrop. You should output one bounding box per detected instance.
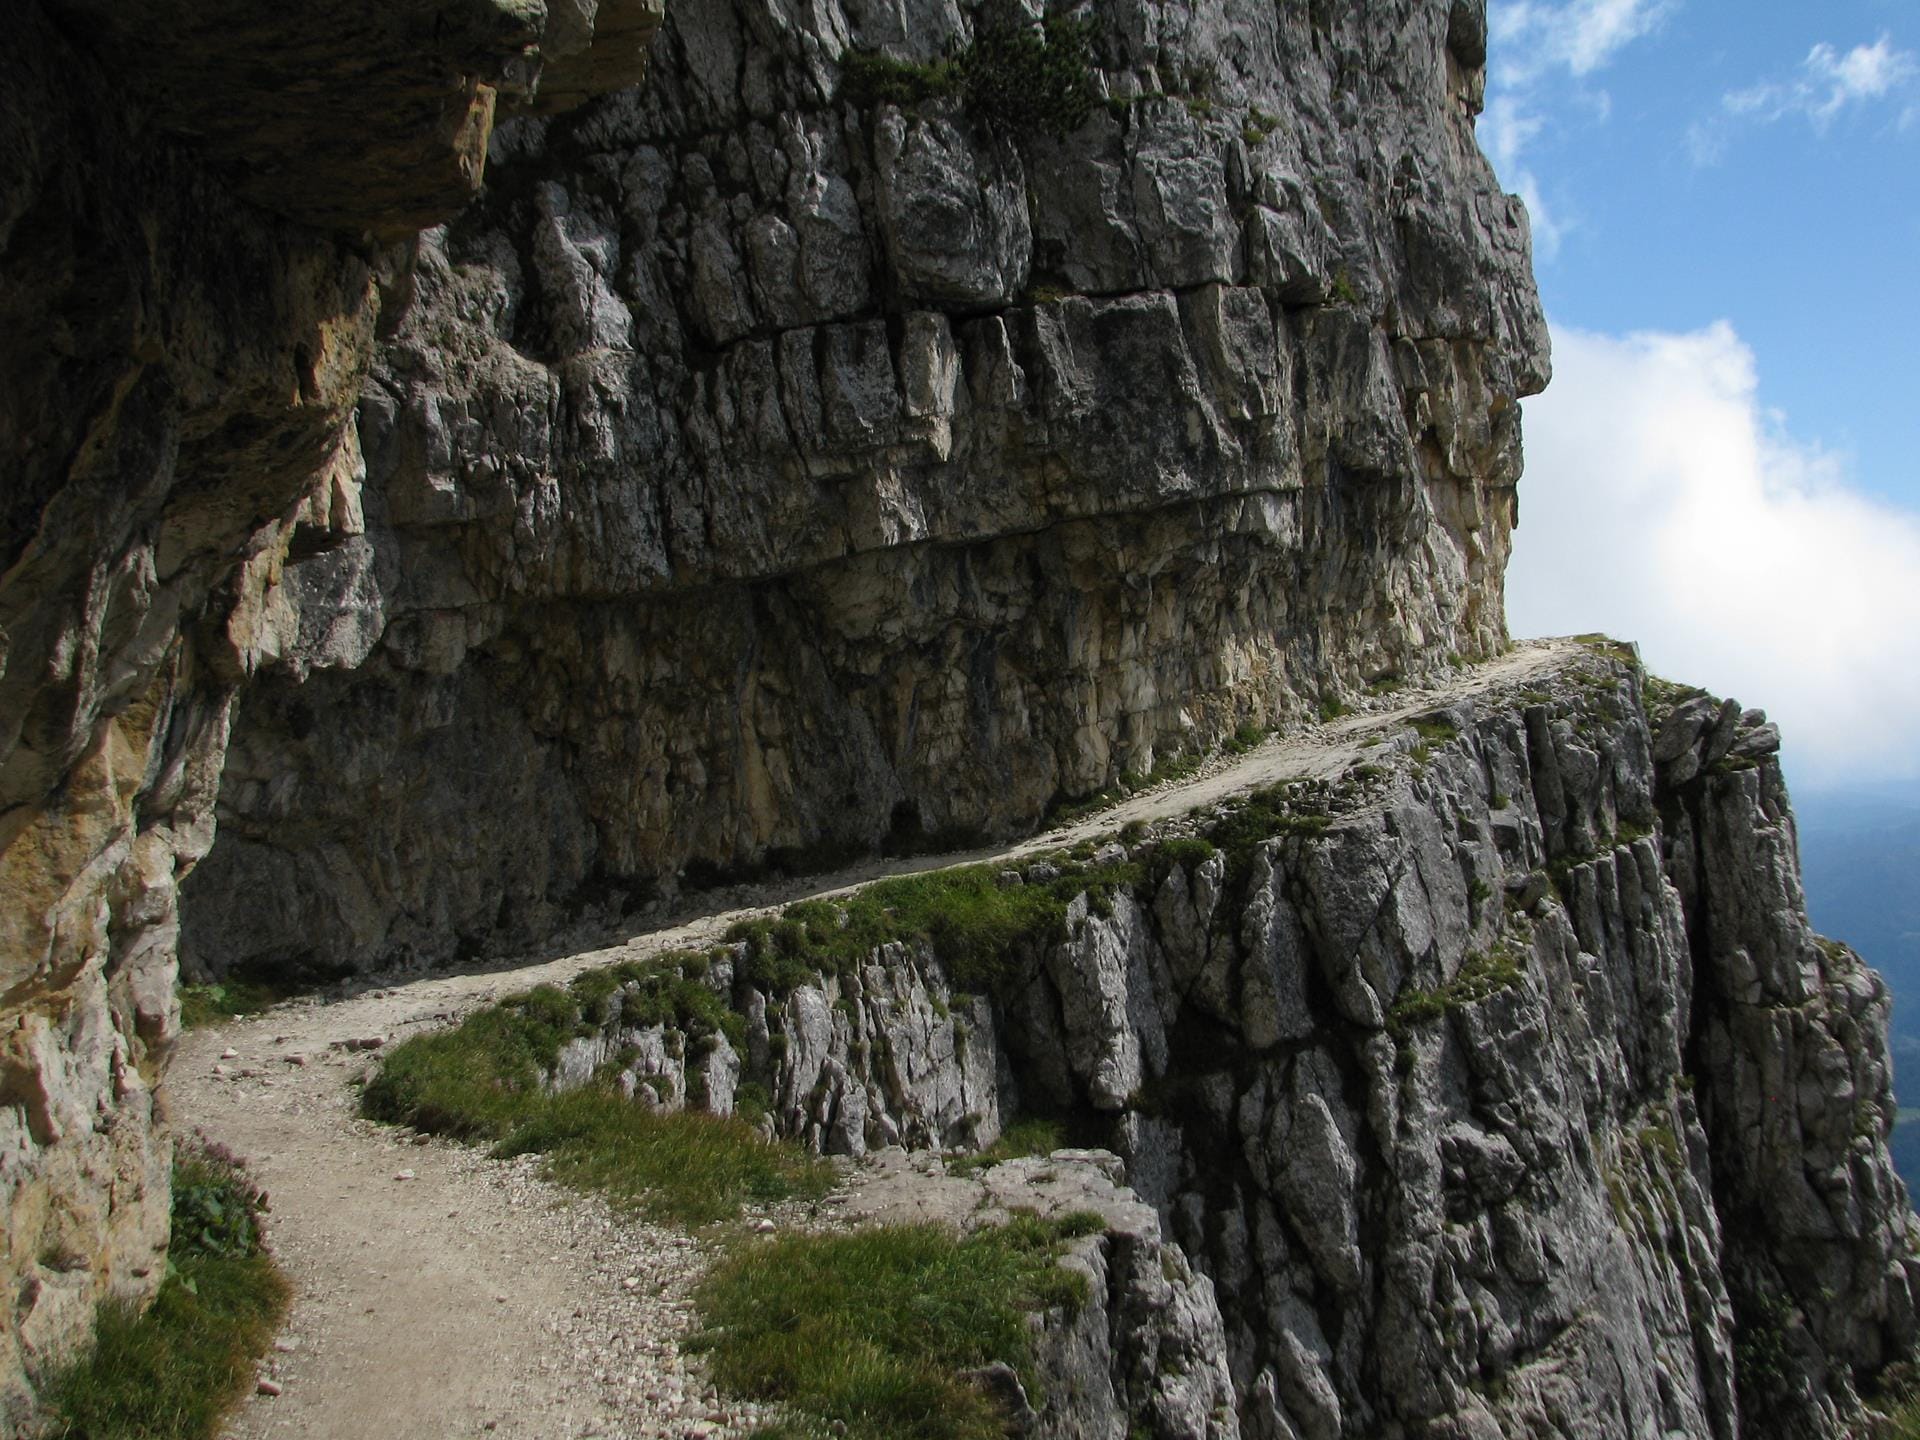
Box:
[182,0,1549,981]
[523,645,1920,1439]
[0,0,660,1418]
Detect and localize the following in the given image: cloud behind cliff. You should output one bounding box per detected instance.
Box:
[1505,322,1920,784]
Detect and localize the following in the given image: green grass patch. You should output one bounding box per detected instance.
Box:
[1152,836,1221,876]
[1570,633,1640,667]
[41,1148,289,1439]
[361,963,830,1226]
[1202,786,1331,893]
[945,1118,1064,1177]
[1223,721,1268,756]
[493,1091,831,1225]
[1133,748,1205,790]
[1387,937,1529,1037]
[693,1213,1102,1440]
[725,856,1142,1000]
[178,977,293,1029]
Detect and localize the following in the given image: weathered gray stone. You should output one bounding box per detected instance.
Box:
[544,647,1917,1440]
[186,0,1550,980]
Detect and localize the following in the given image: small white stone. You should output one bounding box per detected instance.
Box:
[393,1169,416,1182]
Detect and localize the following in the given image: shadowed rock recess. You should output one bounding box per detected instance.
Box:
[3,0,1916,1436]
[0,0,659,1418]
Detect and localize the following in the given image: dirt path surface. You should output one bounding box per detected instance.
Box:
[172,639,1579,1439]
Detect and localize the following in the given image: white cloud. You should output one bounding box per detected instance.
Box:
[1506,321,1920,784]
[1491,0,1672,83]
[1480,1,1665,253]
[1696,33,1917,160]
[1479,93,1544,174]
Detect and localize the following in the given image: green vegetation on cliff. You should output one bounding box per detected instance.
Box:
[840,0,1097,137]
[41,1147,289,1440]
[362,972,830,1226]
[693,1212,1101,1440]
[724,855,1143,997]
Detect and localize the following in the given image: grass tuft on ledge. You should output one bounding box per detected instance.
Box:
[693,1212,1103,1440]
[724,855,1143,999]
[361,969,830,1226]
[41,1146,289,1440]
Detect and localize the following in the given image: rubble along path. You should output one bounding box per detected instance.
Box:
[173,640,1578,1440]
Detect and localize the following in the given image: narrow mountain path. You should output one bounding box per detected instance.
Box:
[173,639,1577,1439]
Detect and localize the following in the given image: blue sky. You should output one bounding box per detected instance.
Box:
[1492,0,1920,784]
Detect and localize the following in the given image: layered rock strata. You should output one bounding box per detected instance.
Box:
[183,0,1550,980]
[520,645,1920,1439]
[0,0,660,1417]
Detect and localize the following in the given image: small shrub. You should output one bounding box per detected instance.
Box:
[840,1,1099,139]
[958,2,1099,137]
[841,51,961,108]
[1224,720,1268,755]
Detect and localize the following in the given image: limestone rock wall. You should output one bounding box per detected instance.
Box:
[183,0,1550,980]
[544,648,1919,1440]
[0,1,661,1418]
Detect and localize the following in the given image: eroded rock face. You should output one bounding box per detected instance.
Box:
[187,0,1549,981]
[0,0,661,1417]
[541,648,1919,1439]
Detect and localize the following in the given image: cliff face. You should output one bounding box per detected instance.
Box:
[181,0,1549,981]
[11,1,1915,1437]
[0,0,658,1416]
[525,644,1920,1440]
